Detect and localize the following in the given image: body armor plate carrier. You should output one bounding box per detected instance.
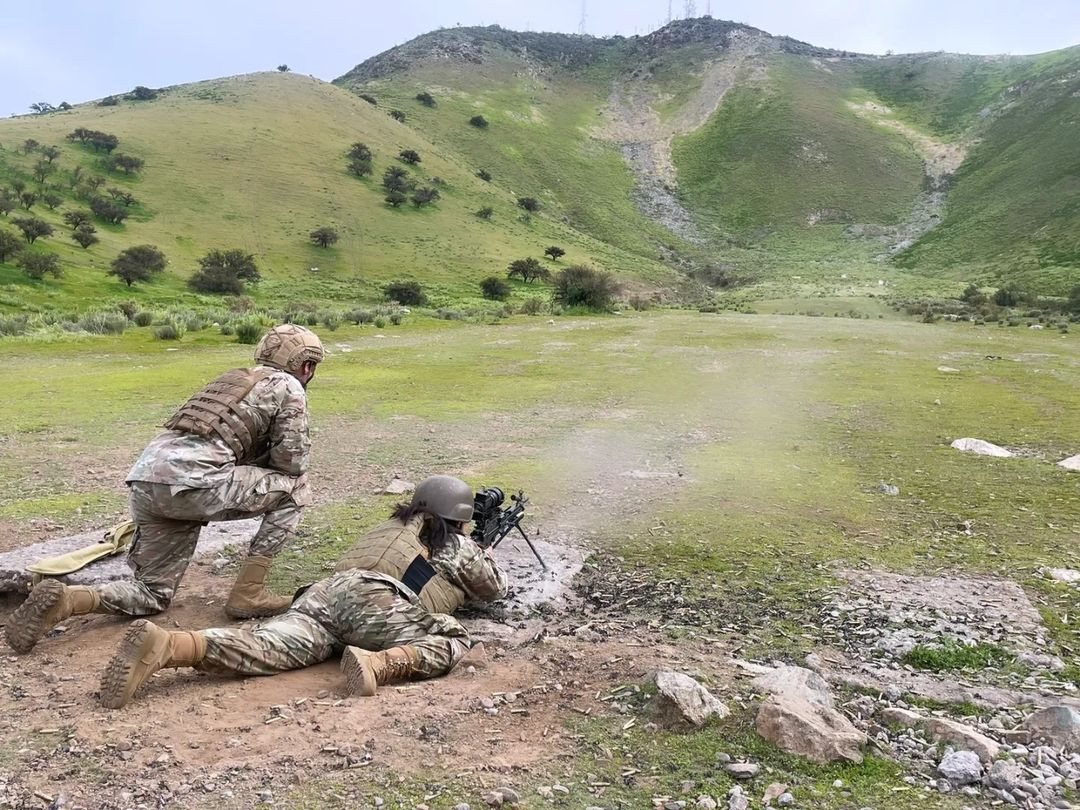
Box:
[164,367,273,462]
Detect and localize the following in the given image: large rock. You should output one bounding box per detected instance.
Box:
[988,759,1023,790]
[950,438,1013,458]
[1020,706,1080,749]
[1058,455,1080,472]
[0,519,261,594]
[880,708,1000,762]
[651,670,729,728]
[1045,568,1080,583]
[937,750,982,785]
[752,666,865,764]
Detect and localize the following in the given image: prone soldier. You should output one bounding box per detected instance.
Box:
[5,324,324,654]
[97,475,507,708]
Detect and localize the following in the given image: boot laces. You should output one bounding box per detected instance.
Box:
[378,654,412,681]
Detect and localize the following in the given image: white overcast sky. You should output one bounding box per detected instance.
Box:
[2,0,1079,116]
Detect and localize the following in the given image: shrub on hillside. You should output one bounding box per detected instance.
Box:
[480,276,510,301]
[374,316,387,329]
[104,153,144,174]
[72,225,99,248]
[42,193,62,210]
[153,321,185,340]
[129,86,158,101]
[415,91,436,107]
[79,311,128,335]
[553,265,619,310]
[399,149,421,165]
[310,226,339,247]
[277,64,290,72]
[476,206,494,220]
[348,309,373,325]
[0,229,23,262]
[133,311,154,327]
[519,297,545,315]
[19,251,62,279]
[109,244,166,287]
[477,169,492,182]
[390,312,402,325]
[235,320,262,344]
[383,280,426,306]
[385,191,407,207]
[0,315,29,336]
[63,209,93,230]
[13,217,53,244]
[469,115,489,129]
[390,110,406,122]
[89,196,129,224]
[188,249,261,294]
[516,197,540,212]
[320,311,341,331]
[410,187,439,208]
[359,93,377,105]
[544,246,565,261]
[507,257,549,283]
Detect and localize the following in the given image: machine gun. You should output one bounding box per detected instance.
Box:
[471,487,547,569]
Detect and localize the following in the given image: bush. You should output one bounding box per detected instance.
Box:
[18,251,62,279]
[219,322,235,336]
[469,115,489,128]
[390,110,406,122]
[359,93,377,105]
[235,320,262,344]
[507,257,549,283]
[415,91,436,107]
[320,311,341,331]
[184,315,206,332]
[153,321,185,341]
[79,311,128,334]
[390,313,402,325]
[348,308,373,325]
[629,294,651,311]
[519,297,545,315]
[553,265,619,310]
[516,197,540,212]
[383,280,427,306]
[0,315,29,336]
[118,300,139,320]
[477,169,492,182]
[481,276,510,300]
[133,310,154,327]
[374,316,387,328]
[189,249,261,294]
[476,206,494,220]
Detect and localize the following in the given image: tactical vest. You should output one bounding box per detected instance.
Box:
[163,367,273,462]
[335,516,466,615]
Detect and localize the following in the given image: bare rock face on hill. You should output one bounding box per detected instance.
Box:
[752,665,866,763]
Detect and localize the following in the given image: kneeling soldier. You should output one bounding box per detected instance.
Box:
[98,475,507,708]
[6,324,324,654]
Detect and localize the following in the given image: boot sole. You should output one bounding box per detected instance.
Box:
[99,619,159,709]
[340,647,376,696]
[224,603,290,620]
[4,579,65,654]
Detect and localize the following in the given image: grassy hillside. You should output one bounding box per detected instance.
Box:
[0,72,681,314]
[672,54,924,248]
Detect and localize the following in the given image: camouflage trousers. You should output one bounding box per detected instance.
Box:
[96,469,309,616]
[198,571,472,679]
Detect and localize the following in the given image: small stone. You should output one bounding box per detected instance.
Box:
[725,763,760,780]
[374,799,384,808]
[938,750,982,785]
[831,780,843,789]
[876,482,899,496]
[380,477,415,496]
[536,786,554,800]
[551,785,570,795]
[256,789,274,804]
[777,794,794,807]
[455,804,471,810]
[696,797,718,810]
[716,753,732,764]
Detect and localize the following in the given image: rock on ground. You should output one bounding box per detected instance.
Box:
[988,759,1023,790]
[950,438,1013,457]
[752,666,866,764]
[880,708,1000,762]
[651,670,729,728]
[380,477,415,495]
[1058,454,1080,472]
[1045,568,1080,583]
[1021,706,1080,750]
[937,750,983,785]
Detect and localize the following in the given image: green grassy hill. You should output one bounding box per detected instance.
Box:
[0,72,681,314]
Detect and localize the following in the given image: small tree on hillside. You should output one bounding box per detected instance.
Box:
[544,246,565,261]
[13,217,52,244]
[410,187,439,208]
[359,93,377,105]
[98,95,119,107]
[477,169,492,182]
[0,195,14,217]
[10,179,26,195]
[32,161,53,183]
[72,224,98,248]
[90,196,129,224]
[129,86,158,101]
[22,139,39,155]
[507,257,549,283]
[68,165,84,189]
[18,250,62,279]
[106,153,144,174]
[399,149,421,165]
[383,280,426,305]
[64,210,93,232]
[107,187,137,206]
[189,249,261,294]
[553,265,619,310]
[346,142,373,177]
[960,283,985,305]
[41,145,61,163]
[481,276,510,300]
[42,193,62,210]
[992,287,1022,307]
[0,229,23,262]
[19,191,37,210]
[1067,285,1080,314]
[109,244,166,286]
[517,196,540,212]
[384,190,407,207]
[415,91,436,107]
[469,115,489,129]
[390,110,406,122]
[29,103,55,115]
[310,226,339,248]
[475,206,494,220]
[277,64,290,72]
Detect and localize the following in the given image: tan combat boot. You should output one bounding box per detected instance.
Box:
[224,554,292,619]
[4,579,101,654]
[99,619,206,709]
[340,645,420,696]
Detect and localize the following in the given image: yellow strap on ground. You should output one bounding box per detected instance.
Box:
[26,520,136,578]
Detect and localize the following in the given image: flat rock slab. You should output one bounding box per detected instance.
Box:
[1058,454,1080,472]
[950,438,1013,457]
[0,520,261,594]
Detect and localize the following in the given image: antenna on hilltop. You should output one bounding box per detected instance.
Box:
[706,0,711,15]
[685,0,696,17]
[578,0,587,34]
[666,0,673,23]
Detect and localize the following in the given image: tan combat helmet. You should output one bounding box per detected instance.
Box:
[254,324,324,372]
[412,475,474,522]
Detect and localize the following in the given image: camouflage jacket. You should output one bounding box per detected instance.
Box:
[335,516,509,614]
[126,366,310,488]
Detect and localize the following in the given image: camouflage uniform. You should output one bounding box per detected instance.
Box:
[194,523,507,679]
[96,367,312,615]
